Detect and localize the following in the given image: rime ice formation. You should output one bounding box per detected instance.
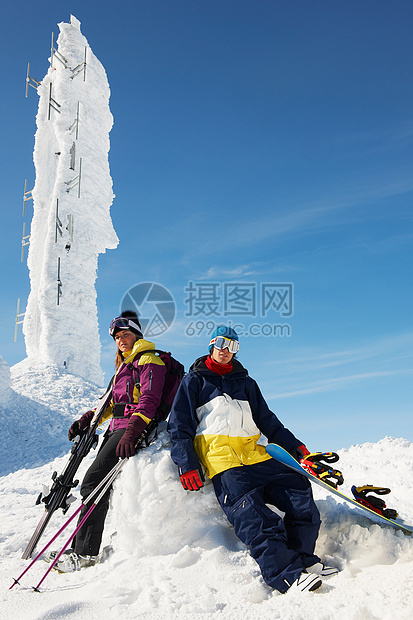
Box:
[0,354,11,402]
[23,15,118,384]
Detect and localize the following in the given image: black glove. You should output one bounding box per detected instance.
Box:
[116,415,147,459]
[68,409,95,441]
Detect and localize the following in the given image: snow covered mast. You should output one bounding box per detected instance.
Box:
[21,16,118,384]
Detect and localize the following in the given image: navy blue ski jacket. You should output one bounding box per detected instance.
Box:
[168,356,303,479]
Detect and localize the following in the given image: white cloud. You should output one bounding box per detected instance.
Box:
[263,331,413,399]
[270,369,413,399]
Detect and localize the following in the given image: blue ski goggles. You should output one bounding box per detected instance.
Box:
[109,317,141,337]
[209,335,239,353]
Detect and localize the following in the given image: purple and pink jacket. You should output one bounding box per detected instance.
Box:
[99,338,167,431]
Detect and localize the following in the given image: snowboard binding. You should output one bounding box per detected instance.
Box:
[300,452,344,489]
[351,485,399,519]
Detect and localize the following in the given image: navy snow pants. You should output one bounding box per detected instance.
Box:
[73,428,125,556]
[212,458,321,593]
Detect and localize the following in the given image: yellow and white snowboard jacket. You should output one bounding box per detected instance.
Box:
[168,356,302,479]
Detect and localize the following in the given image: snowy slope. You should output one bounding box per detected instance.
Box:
[0,358,102,476]
[1,365,413,620]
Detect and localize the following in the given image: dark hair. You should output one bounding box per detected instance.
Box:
[115,349,125,369]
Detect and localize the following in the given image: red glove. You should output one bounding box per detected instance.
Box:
[68,410,95,441]
[294,444,310,462]
[116,415,147,459]
[180,470,204,491]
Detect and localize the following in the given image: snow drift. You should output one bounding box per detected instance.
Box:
[1,363,412,619]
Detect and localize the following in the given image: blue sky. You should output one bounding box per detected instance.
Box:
[1,1,412,450]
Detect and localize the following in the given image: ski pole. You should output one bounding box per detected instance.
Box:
[10,459,124,590]
[33,458,126,592]
[22,382,114,561]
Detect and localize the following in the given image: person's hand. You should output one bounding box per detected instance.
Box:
[180,469,204,491]
[293,444,310,462]
[68,410,95,440]
[116,415,147,458]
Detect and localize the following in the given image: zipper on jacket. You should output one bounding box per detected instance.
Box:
[126,381,132,403]
[238,399,244,432]
[149,369,153,390]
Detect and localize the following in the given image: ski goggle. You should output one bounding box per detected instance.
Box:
[109,317,141,337]
[209,335,240,353]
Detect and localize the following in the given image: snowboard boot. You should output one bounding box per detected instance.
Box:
[306,561,339,577]
[287,572,323,593]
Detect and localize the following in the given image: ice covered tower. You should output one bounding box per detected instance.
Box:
[23,16,118,384]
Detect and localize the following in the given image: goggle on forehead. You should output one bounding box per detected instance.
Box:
[109,317,141,337]
[210,336,239,353]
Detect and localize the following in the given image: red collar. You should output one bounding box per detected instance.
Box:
[205,355,233,375]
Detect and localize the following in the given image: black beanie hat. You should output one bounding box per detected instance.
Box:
[111,310,143,339]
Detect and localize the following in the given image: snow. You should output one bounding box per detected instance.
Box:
[2,14,412,620]
[22,16,118,385]
[1,364,412,619]
[0,354,11,402]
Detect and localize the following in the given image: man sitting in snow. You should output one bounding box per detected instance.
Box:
[168,326,338,594]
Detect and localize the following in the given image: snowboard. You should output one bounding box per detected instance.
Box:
[266,443,413,536]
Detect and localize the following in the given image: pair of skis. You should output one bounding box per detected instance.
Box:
[21,384,114,561]
[12,393,160,591]
[10,457,126,591]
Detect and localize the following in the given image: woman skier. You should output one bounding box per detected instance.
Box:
[46,310,166,572]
